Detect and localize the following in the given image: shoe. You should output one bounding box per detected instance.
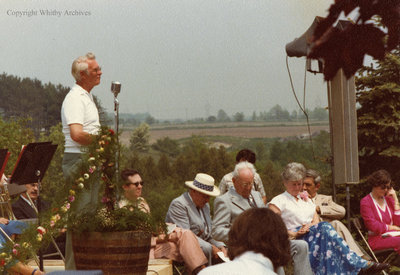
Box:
[358,262,390,274]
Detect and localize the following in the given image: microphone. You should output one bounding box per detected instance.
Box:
[111,81,121,96]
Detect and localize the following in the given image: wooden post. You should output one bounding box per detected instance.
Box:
[327,69,359,229]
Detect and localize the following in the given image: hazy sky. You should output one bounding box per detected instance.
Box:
[0,0,335,119]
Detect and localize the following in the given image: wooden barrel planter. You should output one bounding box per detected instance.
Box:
[72,230,151,275]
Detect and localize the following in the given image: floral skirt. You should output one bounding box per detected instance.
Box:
[299,221,368,275]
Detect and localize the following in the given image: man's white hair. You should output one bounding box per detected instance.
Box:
[281,162,306,182]
[71,52,96,81]
[232,161,256,179]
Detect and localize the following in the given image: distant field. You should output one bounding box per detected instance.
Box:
[120,123,330,145]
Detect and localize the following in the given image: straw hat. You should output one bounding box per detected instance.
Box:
[185,173,220,197]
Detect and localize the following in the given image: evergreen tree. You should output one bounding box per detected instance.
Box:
[152,137,180,157]
[251,111,257,121]
[129,123,150,152]
[157,154,172,177]
[260,160,284,200]
[0,117,35,174]
[38,123,65,200]
[233,112,244,122]
[255,141,266,161]
[0,73,107,136]
[217,109,230,122]
[356,47,400,182]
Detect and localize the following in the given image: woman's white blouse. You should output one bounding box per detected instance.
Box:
[269,191,316,231]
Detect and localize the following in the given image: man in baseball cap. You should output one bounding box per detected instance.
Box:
[166,173,226,265]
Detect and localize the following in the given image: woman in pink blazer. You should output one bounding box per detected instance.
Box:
[360,169,400,253]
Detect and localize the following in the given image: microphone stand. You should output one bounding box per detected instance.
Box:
[111,82,121,202]
[114,93,119,195]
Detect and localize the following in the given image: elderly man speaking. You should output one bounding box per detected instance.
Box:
[61,52,102,270]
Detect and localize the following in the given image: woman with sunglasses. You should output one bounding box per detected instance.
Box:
[361,169,400,254]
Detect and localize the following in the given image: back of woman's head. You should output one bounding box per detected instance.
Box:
[367,169,391,188]
[228,208,291,270]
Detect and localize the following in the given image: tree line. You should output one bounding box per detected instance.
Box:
[0,73,108,137]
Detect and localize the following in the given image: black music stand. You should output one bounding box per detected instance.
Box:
[0,149,10,177]
[0,149,26,219]
[10,142,58,271]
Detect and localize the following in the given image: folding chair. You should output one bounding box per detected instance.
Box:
[352,217,398,274]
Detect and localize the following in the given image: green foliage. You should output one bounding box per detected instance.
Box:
[217,109,230,122]
[151,137,180,157]
[267,104,290,121]
[145,115,156,125]
[260,160,285,200]
[38,123,65,201]
[0,117,35,174]
[69,206,157,234]
[356,47,400,183]
[158,154,172,177]
[311,107,329,121]
[129,123,150,152]
[255,141,266,161]
[0,73,107,137]
[266,132,331,198]
[233,112,244,122]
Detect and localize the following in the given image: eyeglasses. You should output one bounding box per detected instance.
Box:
[381,185,391,190]
[241,181,254,188]
[131,181,144,187]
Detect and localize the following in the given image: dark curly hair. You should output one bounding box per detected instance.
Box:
[235,149,256,164]
[228,208,291,271]
[367,169,391,188]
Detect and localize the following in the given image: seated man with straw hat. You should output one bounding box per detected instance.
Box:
[166,173,227,265]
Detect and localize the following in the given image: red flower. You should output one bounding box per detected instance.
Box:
[101,197,110,203]
[108,129,115,135]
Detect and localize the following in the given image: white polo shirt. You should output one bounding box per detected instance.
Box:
[61,84,100,153]
[269,191,316,231]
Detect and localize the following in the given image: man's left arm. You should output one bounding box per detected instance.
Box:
[317,195,345,220]
[211,196,231,244]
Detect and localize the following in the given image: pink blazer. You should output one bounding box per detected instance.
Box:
[360,194,400,235]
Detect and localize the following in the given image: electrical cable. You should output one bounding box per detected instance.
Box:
[286,55,316,160]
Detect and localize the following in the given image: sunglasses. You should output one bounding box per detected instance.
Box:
[131,181,144,187]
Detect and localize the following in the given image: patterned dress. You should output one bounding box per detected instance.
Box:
[298,222,367,274]
[270,192,368,275]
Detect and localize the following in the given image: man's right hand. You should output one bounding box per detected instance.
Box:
[211,245,220,258]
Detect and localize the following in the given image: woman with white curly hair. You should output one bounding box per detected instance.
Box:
[269,162,389,275]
